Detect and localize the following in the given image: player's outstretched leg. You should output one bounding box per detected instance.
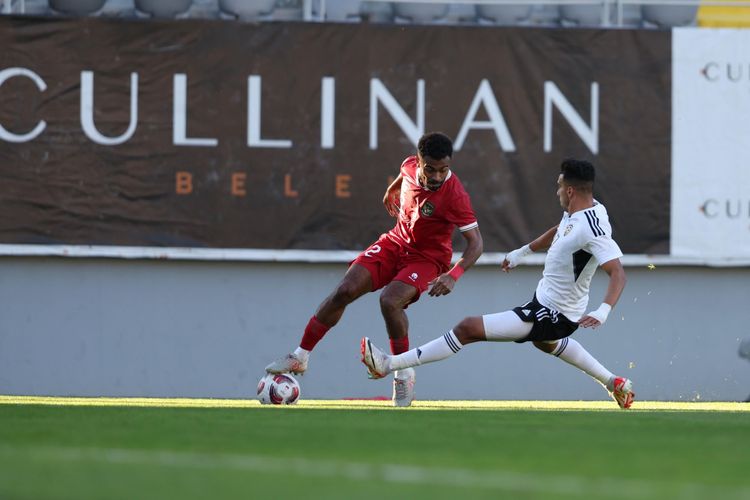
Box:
[607,376,635,409]
[537,338,635,409]
[361,329,466,378]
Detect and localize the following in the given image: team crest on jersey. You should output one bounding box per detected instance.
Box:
[420,201,435,217]
[564,224,574,236]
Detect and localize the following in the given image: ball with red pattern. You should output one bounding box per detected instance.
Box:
[257,373,301,405]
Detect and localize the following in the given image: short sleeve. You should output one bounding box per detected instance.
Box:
[584,234,623,266]
[447,183,478,232]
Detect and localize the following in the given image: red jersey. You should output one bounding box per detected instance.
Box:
[385,156,478,270]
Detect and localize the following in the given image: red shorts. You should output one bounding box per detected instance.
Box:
[351,235,442,305]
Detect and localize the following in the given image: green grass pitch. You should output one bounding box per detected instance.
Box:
[1,397,749,500]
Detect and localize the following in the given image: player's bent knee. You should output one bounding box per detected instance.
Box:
[453,317,485,344]
[379,292,406,311]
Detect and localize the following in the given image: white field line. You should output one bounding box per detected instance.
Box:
[1,445,749,500]
[1,396,749,412]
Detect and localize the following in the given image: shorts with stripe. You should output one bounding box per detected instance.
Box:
[511,295,578,343]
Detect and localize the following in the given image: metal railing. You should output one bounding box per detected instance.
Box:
[3,0,750,25]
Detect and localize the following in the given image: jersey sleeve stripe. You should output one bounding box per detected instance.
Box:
[591,211,606,236]
[458,221,478,232]
[584,211,604,237]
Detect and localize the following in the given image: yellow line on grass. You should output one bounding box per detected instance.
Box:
[0,395,748,412]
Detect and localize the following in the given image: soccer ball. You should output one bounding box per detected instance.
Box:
[257,373,301,405]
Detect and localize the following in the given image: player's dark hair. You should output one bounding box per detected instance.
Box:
[418,132,453,160]
[560,158,595,193]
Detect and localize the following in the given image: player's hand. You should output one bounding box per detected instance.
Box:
[427,274,456,296]
[578,315,602,329]
[579,303,611,329]
[502,244,532,273]
[383,190,400,217]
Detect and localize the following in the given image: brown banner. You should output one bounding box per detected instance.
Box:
[0,17,670,254]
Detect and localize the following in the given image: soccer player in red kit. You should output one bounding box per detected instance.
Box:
[266,132,483,406]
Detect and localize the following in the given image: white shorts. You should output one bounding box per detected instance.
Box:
[482,310,533,342]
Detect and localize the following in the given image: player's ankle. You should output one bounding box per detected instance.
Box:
[293,347,310,361]
[605,376,615,392]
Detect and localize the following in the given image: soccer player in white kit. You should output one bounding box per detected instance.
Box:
[361,159,634,409]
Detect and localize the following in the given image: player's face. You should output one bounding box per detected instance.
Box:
[417,154,451,191]
[557,174,571,210]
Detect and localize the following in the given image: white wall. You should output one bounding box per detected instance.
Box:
[0,257,748,402]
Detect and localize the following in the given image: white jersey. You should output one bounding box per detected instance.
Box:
[535,201,623,322]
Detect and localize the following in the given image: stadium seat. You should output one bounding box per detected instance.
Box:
[476,4,531,25]
[48,0,106,15]
[560,5,607,26]
[642,5,697,26]
[135,0,192,17]
[219,0,276,19]
[393,2,449,23]
[359,0,393,22]
[322,0,361,21]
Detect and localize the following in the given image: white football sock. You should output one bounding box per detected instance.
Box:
[552,337,614,386]
[293,347,310,361]
[389,330,463,371]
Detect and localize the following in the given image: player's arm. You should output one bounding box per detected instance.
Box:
[383,174,403,217]
[579,258,627,329]
[501,225,557,272]
[428,227,483,297]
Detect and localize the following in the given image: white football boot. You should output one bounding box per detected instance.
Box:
[360,337,391,379]
[265,352,308,375]
[393,368,415,407]
[608,376,635,409]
